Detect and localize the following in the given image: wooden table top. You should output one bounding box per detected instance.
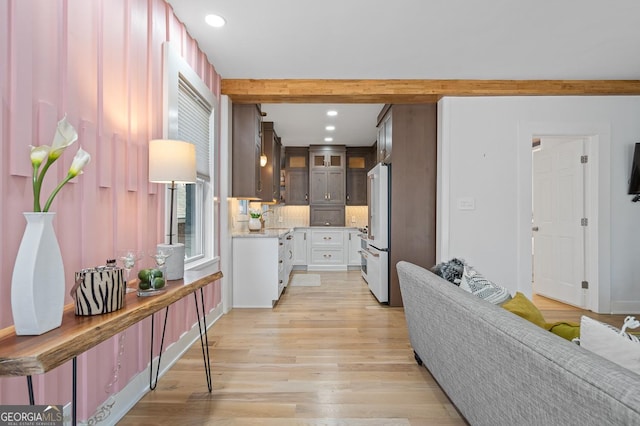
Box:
[0,270,223,377]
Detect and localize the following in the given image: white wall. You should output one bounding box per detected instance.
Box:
[438,96,640,314]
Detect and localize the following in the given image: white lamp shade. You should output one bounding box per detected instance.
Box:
[149,139,197,183]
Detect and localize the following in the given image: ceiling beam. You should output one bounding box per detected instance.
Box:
[221,79,640,103]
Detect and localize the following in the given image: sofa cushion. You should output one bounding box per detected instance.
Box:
[501,291,547,329]
[580,315,640,375]
[430,258,466,286]
[548,321,581,341]
[459,265,511,305]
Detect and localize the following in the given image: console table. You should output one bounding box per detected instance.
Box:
[0,269,223,425]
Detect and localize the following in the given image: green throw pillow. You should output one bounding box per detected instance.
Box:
[501,292,548,329]
[548,321,581,341]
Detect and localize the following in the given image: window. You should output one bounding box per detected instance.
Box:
[163,42,217,266]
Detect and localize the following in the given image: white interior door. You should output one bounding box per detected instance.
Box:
[532,137,586,307]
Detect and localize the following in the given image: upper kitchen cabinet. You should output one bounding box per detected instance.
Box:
[376,105,393,163]
[284,147,309,205]
[260,122,282,202]
[310,147,344,169]
[309,145,345,205]
[232,104,263,199]
[346,146,375,206]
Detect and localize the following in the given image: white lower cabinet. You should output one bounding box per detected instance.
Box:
[293,229,308,266]
[308,228,346,270]
[233,232,292,308]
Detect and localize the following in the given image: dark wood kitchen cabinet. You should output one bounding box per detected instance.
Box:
[232,104,263,199]
[346,146,374,206]
[308,145,345,205]
[260,122,281,202]
[377,105,393,163]
[284,147,309,205]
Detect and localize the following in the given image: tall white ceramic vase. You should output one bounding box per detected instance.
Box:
[11,212,65,335]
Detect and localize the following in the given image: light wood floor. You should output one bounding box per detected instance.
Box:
[533,293,632,328]
[119,271,631,425]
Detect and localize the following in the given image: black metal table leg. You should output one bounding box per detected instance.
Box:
[149,306,170,390]
[26,376,34,405]
[194,288,212,392]
[72,357,77,426]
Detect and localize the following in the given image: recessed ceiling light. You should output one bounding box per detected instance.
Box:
[324,137,333,142]
[325,125,335,131]
[205,14,226,28]
[326,110,338,117]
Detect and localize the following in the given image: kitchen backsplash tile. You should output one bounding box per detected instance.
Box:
[230,199,368,230]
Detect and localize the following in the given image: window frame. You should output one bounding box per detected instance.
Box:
[162,42,217,269]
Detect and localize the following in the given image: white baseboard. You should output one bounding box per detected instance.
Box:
[81,302,224,425]
[610,300,640,315]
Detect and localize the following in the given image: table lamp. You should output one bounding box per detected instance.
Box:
[149,139,196,280]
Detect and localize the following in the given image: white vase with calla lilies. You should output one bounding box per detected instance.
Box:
[11,116,91,335]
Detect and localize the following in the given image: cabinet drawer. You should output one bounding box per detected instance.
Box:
[311,230,343,246]
[310,248,344,264]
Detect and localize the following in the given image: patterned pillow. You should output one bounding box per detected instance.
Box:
[430,258,466,286]
[580,316,640,375]
[459,265,511,305]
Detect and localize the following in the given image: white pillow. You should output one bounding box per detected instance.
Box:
[580,315,640,375]
[459,265,511,305]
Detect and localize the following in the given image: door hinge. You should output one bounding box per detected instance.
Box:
[581,280,589,289]
[580,155,588,164]
[581,218,588,226]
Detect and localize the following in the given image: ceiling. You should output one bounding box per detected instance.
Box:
[166,0,640,147]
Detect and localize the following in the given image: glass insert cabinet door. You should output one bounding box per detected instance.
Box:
[312,154,342,167]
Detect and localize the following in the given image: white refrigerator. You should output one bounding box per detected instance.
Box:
[366,163,389,303]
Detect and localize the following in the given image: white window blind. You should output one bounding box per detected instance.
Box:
[178,76,211,177]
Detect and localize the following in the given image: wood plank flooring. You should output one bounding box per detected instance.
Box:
[119,271,632,425]
[533,293,632,328]
[119,271,466,425]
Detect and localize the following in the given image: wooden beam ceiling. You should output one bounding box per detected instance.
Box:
[221,79,640,104]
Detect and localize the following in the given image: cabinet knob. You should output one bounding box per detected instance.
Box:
[279,260,283,264]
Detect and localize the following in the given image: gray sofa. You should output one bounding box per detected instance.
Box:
[396,261,640,426]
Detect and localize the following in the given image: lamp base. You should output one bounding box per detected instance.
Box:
[158,243,185,280]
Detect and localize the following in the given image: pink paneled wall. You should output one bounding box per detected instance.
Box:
[0,0,222,420]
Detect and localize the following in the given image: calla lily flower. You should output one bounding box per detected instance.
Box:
[68,148,91,178]
[48,116,78,160]
[30,145,51,168]
[31,116,91,212]
[42,147,91,212]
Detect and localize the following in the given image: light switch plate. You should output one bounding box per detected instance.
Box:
[457,197,475,210]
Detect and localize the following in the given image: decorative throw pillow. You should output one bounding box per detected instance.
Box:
[501,292,548,329]
[548,321,581,341]
[430,258,466,286]
[459,265,511,305]
[580,316,640,375]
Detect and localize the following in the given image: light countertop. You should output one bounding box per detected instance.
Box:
[232,228,294,238]
[232,226,364,238]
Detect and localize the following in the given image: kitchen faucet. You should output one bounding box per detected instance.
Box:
[260,209,273,230]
